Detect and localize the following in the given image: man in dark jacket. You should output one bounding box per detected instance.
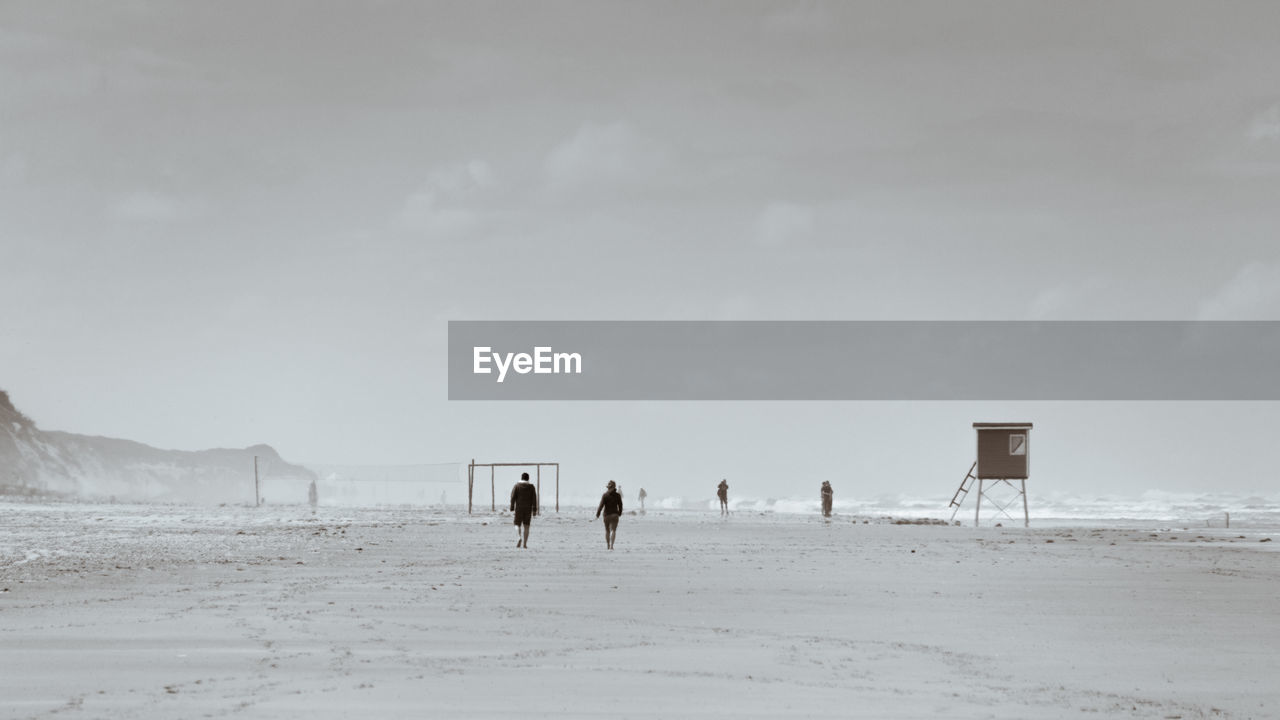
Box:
[510,472,538,548]
[821,480,833,518]
[595,480,623,550]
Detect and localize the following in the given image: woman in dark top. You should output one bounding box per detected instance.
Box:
[595,480,623,550]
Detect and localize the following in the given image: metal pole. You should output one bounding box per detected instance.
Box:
[974,478,982,527]
[490,466,495,512]
[555,463,559,513]
[467,461,473,515]
[536,465,541,515]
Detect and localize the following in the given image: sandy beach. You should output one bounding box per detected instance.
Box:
[2,503,1276,719]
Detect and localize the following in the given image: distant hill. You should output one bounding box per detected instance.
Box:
[0,389,315,503]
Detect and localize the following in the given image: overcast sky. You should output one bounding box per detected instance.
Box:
[4,2,1280,501]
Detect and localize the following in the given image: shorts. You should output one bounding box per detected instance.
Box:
[603,513,620,529]
[514,508,533,526]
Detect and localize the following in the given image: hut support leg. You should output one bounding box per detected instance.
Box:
[1021,478,1029,527]
[974,479,983,527]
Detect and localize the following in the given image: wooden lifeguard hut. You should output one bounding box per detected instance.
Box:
[949,423,1032,527]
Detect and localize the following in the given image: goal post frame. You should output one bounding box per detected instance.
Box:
[467,460,560,515]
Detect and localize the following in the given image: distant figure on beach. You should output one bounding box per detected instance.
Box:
[308,479,318,513]
[638,487,647,513]
[596,480,623,550]
[821,481,833,518]
[717,479,729,516]
[510,472,538,548]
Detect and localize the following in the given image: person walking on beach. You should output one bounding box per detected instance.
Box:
[717,479,729,516]
[510,472,538,548]
[596,480,623,550]
[638,487,647,513]
[308,479,318,514]
[821,480,833,518]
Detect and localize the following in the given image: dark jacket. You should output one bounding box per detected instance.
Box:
[510,481,538,514]
[596,490,623,518]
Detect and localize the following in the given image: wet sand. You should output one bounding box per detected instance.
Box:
[2,503,1276,719]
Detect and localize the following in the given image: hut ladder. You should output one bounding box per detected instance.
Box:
[948,461,978,522]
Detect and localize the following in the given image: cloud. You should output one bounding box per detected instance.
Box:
[1248,102,1280,142]
[543,123,665,194]
[1029,284,1075,320]
[428,160,494,195]
[109,191,193,222]
[1028,277,1107,320]
[1,151,27,184]
[761,5,832,34]
[1196,262,1280,320]
[753,202,814,247]
[396,160,493,236]
[1210,102,1280,177]
[713,294,756,320]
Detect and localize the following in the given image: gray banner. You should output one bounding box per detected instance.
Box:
[447,321,1280,400]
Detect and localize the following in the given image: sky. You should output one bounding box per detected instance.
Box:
[3,1,1280,502]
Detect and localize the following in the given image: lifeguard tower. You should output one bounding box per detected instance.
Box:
[949,423,1032,527]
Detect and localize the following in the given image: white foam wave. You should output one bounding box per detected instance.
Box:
[564,490,1280,527]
